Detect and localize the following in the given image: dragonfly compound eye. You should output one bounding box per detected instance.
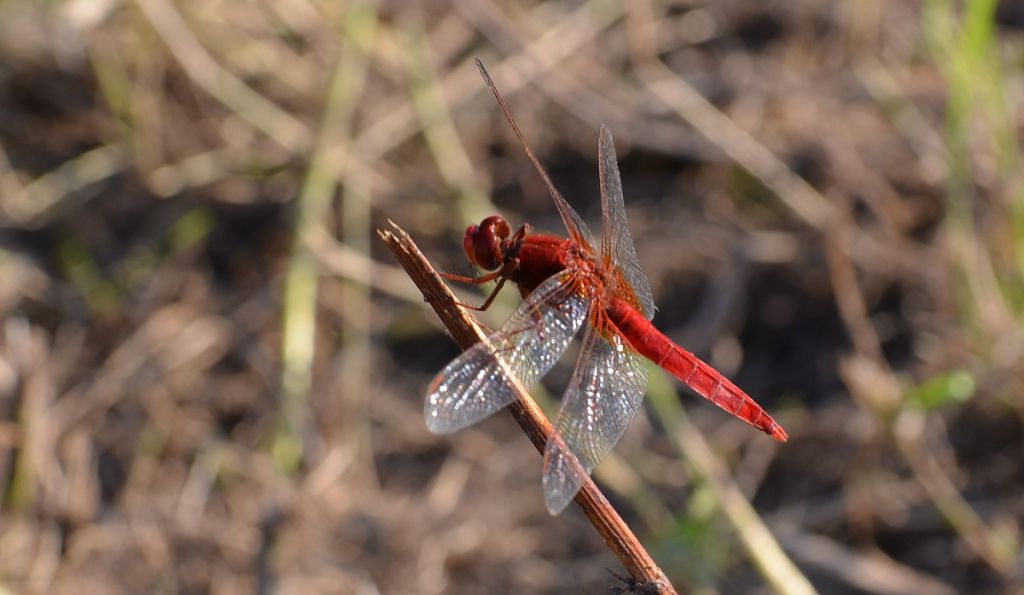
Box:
[463,225,480,266]
[465,216,510,271]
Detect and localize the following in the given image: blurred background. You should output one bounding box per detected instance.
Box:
[0,0,1023,593]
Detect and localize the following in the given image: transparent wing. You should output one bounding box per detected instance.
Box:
[542,316,649,514]
[476,60,596,251]
[426,273,590,434]
[598,125,655,320]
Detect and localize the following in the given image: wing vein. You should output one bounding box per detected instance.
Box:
[426,273,591,434]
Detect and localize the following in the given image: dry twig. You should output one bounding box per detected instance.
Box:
[378,220,677,594]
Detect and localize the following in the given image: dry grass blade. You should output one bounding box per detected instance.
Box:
[773,523,956,595]
[0,144,124,226]
[134,0,310,152]
[378,220,677,594]
[645,370,816,595]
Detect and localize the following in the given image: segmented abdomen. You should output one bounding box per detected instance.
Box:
[604,297,787,441]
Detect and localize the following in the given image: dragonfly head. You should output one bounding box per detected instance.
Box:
[463,215,511,271]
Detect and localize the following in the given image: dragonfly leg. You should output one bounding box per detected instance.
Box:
[440,270,503,285]
[434,270,510,311]
[450,276,509,311]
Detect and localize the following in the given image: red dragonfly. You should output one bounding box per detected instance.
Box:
[427,61,787,515]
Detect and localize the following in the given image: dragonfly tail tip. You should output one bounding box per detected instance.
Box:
[770,424,789,442]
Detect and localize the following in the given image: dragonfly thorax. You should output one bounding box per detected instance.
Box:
[562,245,608,298]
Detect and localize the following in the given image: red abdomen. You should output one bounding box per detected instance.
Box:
[605,297,787,441]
